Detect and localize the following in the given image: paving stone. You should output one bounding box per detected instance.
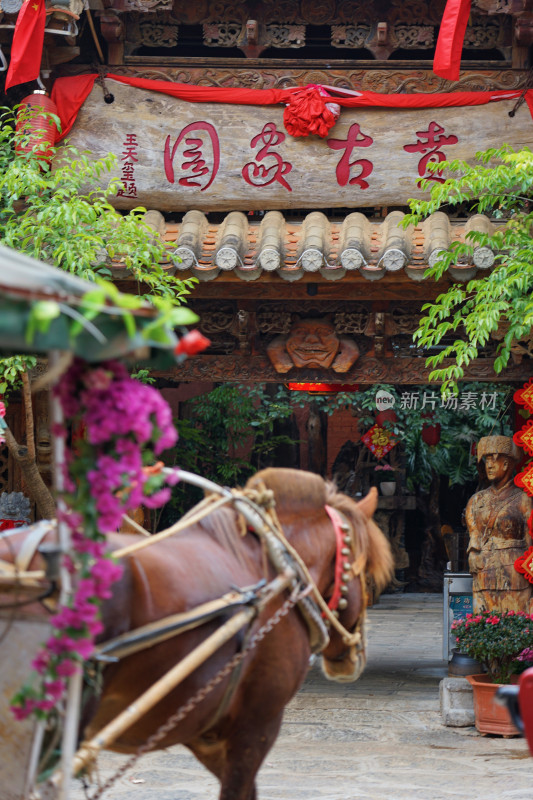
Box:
[70,593,533,800]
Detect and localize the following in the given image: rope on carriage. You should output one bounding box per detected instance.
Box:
[78,586,307,800]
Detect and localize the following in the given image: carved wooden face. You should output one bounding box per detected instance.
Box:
[285,319,340,368]
[484,453,512,483]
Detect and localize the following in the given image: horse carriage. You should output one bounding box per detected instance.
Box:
[0,246,393,799]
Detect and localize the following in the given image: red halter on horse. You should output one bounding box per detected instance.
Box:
[1,468,392,800]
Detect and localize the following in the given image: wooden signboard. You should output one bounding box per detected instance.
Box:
[65,81,533,211]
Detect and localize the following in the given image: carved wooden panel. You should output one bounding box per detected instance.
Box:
[70,64,529,97]
[155,353,531,383]
[123,9,511,60]
[66,81,531,212]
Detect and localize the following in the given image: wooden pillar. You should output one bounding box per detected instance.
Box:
[307,401,327,476]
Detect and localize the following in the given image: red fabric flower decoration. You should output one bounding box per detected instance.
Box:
[175,329,211,356]
[283,86,340,139]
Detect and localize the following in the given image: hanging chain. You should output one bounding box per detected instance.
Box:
[84,588,303,800]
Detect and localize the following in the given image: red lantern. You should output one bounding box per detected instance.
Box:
[375,408,398,427]
[15,90,58,161]
[421,420,441,446]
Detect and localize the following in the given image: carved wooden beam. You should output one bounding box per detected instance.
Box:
[97,9,124,65]
[152,354,530,383]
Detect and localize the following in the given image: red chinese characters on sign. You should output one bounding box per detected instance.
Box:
[164,122,220,191]
[117,133,138,198]
[242,122,293,192]
[327,123,374,189]
[403,121,458,186]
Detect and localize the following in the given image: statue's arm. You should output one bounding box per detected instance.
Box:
[465,497,480,554]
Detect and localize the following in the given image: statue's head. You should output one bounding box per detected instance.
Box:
[477,436,519,485]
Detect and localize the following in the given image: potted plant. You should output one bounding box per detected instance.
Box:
[374,463,396,496]
[452,610,533,735]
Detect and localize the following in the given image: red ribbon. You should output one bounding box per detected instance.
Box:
[433,0,472,82]
[50,74,533,143]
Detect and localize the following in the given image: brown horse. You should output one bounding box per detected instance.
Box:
[1,468,392,800]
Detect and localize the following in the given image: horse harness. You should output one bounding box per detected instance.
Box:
[96,483,366,665]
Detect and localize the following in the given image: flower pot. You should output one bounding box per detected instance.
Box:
[448,649,483,677]
[380,481,396,496]
[466,673,521,736]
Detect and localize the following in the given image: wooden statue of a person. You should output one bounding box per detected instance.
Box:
[466,435,532,614]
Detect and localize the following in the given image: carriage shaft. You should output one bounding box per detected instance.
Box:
[54,569,297,782]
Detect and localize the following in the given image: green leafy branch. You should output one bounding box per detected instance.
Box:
[404,145,533,394]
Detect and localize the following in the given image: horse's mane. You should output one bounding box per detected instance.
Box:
[198,504,258,573]
[246,468,393,592]
[246,468,328,515]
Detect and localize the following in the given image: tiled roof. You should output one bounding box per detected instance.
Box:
[157,210,498,283]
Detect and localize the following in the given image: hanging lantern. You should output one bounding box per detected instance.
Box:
[15,90,58,161]
[375,408,398,427]
[421,416,441,446]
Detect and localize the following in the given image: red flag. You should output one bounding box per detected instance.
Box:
[5,0,46,90]
[433,0,471,82]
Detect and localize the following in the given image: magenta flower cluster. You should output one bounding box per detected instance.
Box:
[11,359,178,721]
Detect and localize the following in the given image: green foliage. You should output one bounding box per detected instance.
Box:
[404,145,533,394]
[452,610,533,684]
[167,384,298,518]
[129,368,156,385]
[0,354,36,395]
[171,382,509,504]
[0,106,196,302]
[0,106,198,397]
[274,381,510,491]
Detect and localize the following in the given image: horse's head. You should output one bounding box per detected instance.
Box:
[245,469,393,685]
[319,485,393,683]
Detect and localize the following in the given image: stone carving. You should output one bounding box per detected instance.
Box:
[266,318,360,373]
[466,436,533,614]
[0,492,31,526]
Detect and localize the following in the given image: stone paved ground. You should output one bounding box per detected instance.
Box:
[71,593,533,800]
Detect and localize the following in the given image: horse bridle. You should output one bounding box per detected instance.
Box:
[321,504,367,667]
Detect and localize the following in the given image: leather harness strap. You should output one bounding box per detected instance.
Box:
[324,504,346,612]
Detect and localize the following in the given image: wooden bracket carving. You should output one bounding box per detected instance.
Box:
[374,312,386,358]
[237,309,251,355]
[97,9,124,64]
